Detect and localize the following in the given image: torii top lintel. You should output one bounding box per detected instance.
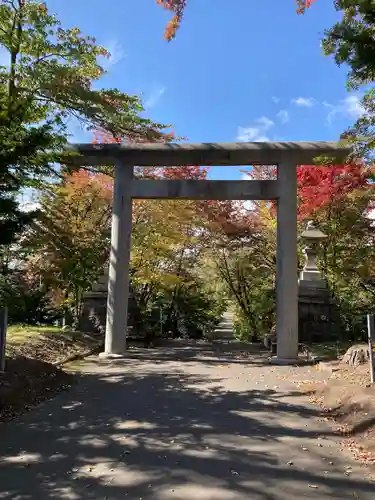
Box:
[63,141,350,167]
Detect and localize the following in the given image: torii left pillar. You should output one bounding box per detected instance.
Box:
[99,163,133,358]
[273,161,299,363]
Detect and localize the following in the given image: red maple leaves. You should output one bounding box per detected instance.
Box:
[90,130,374,227]
[295,0,316,14]
[297,163,374,219]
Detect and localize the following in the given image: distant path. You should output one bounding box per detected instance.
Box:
[0,319,374,499]
[213,311,234,342]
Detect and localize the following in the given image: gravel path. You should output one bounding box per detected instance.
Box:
[0,340,374,499]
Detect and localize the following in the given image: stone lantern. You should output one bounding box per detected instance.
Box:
[300,221,327,282]
[298,221,341,343]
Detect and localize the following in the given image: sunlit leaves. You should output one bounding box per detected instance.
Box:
[0,0,167,141]
[297,162,374,219]
[321,0,375,89]
[31,170,112,325]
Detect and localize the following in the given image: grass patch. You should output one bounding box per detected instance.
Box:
[309,341,353,361]
[5,325,102,364]
[6,324,61,347]
[1,324,103,423]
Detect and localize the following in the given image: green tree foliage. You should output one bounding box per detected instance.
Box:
[200,197,276,342]
[0,110,64,247]
[0,0,165,139]
[319,1,375,160]
[129,195,225,339]
[213,162,375,343]
[318,204,375,338]
[29,170,113,329]
[0,268,57,323]
[301,163,375,337]
[0,0,166,248]
[22,166,225,334]
[322,0,375,89]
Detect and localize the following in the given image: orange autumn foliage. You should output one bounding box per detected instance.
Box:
[156,0,316,40]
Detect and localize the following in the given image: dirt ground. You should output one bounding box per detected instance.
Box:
[5,328,103,364]
[292,360,375,464]
[1,328,102,423]
[2,321,375,475]
[1,344,375,499]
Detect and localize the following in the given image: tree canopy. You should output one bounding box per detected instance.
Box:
[1,0,374,348]
[0,0,168,247]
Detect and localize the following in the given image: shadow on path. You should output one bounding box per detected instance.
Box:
[0,344,374,499]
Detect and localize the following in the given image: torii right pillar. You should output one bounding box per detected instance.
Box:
[274,160,299,363]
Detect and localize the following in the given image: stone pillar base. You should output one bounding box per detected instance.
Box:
[269,356,306,366]
[98,352,127,360]
[298,279,342,343]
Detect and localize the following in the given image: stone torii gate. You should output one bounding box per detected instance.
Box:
[66,141,349,363]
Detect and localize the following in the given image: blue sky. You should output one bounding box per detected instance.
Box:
[42,1,364,179]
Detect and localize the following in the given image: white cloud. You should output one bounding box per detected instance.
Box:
[324,95,364,124]
[144,86,166,109]
[257,116,274,128]
[236,127,270,142]
[272,96,280,104]
[99,40,126,70]
[237,116,274,142]
[292,97,316,107]
[277,109,289,124]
